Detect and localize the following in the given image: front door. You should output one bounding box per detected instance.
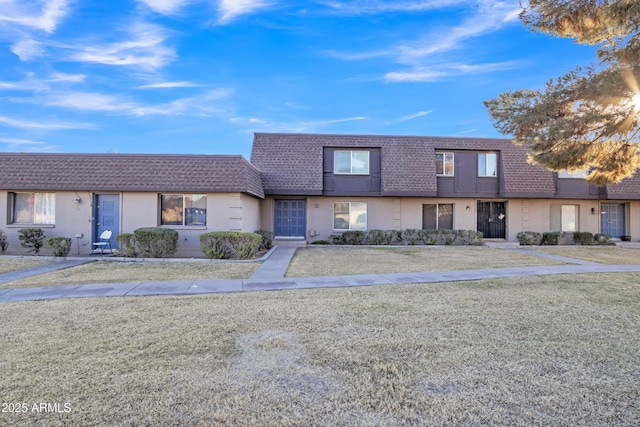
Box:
[94,194,120,248]
[477,201,506,239]
[274,200,306,237]
[601,203,626,238]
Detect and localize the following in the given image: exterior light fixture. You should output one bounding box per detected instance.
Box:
[73,195,82,204]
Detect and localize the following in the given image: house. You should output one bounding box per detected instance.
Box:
[1,133,639,256]
[250,133,640,243]
[0,153,263,257]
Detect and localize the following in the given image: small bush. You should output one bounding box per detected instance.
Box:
[200,231,262,259]
[366,229,396,245]
[0,229,8,254]
[342,231,365,245]
[517,231,543,246]
[133,228,178,258]
[329,234,344,245]
[401,229,421,245]
[593,233,613,245]
[542,231,563,245]
[116,233,137,257]
[255,230,274,251]
[46,237,72,257]
[18,228,46,255]
[311,240,331,245]
[573,231,594,245]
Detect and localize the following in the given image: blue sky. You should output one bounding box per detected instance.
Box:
[0,0,598,158]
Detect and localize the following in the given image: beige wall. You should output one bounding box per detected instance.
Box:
[260,196,640,243]
[1,191,262,257]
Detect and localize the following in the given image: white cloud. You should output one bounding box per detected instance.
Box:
[231,115,367,133]
[217,0,272,24]
[49,72,85,83]
[36,88,232,117]
[66,22,175,70]
[138,0,190,14]
[0,115,91,130]
[44,92,138,112]
[0,137,56,152]
[322,0,467,14]
[384,61,520,82]
[398,110,432,121]
[137,81,200,89]
[10,39,44,61]
[0,0,69,33]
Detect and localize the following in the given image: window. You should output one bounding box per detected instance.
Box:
[551,204,578,232]
[558,169,589,179]
[478,153,497,177]
[160,194,207,226]
[436,152,454,176]
[334,151,370,175]
[10,192,55,224]
[422,204,453,230]
[334,202,367,230]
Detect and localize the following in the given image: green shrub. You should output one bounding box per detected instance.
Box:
[18,228,46,255]
[593,233,613,245]
[0,229,7,254]
[573,231,594,245]
[419,229,483,246]
[255,230,274,251]
[517,231,543,246]
[311,240,331,245]
[542,231,563,245]
[401,229,421,245]
[116,233,137,257]
[342,231,365,245]
[200,231,262,259]
[329,234,344,245]
[133,227,178,258]
[46,237,72,257]
[366,229,396,245]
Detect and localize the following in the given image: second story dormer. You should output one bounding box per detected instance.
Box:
[322,147,382,195]
[436,150,501,197]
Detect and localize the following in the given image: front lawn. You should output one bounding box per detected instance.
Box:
[286,246,567,277]
[1,273,638,426]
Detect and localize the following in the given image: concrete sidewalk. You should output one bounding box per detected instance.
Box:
[2,246,640,302]
[0,258,95,285]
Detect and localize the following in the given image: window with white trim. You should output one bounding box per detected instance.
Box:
[334,151,370,175]
[436,152,454,176]
[160,194,207,226]
[478,152,497,177]
[9,192,55,225]
[333,202,367,230]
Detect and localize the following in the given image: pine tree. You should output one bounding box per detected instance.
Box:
[484,0,640,184]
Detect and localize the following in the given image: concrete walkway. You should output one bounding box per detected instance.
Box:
[1,246,640,303]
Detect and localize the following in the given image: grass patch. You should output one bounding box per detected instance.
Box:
[0,273,638,425]
[2,260,258,289]
[286,246,567,277]
[532,246,640,264]
[0,258,51,275]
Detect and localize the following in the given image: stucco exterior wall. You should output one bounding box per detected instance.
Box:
[1,191,262,257]
[260,196,639,243]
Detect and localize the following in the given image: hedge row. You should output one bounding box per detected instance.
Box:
[324,229,483,246]
[115,229,272,260]
[516,231,613,246]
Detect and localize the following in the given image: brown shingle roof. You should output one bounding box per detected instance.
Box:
[250,133,557,196]
[0,153,264,198]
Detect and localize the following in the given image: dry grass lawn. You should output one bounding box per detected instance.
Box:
[1,273,638,426]
[2,260,258,289]
[0,258,51,275]
[286,246,567,277]
[532,246,640,264]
